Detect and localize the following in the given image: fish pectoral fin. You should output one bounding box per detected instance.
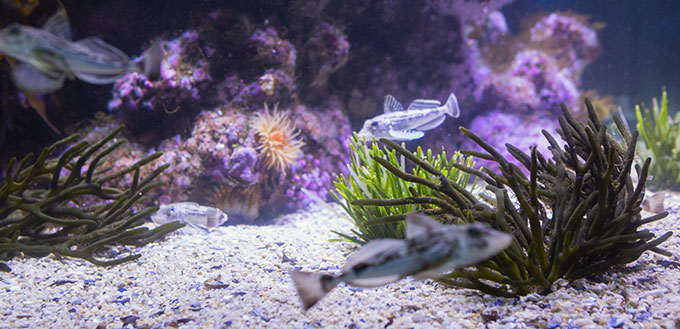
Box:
[184,222,211,234]
[74,71,127,84]
[348,274,401,288]
[75,37,131,63]
[11,62,65,93]
[31,49,71,79]
[411,261,457,280]
[405,213,445,240]
[388,129,424,141]
[407,99,441,111]
[414,115,446,131]
[342,239,407,271]
[383,95,404,113]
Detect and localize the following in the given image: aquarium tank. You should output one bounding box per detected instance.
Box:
[1,0,679,328]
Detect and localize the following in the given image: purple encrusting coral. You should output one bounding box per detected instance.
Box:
[107,31,212,113]
[469,12,601,116]
[302,22,351,87]
[460,110,560,172]
[438,11,602,172]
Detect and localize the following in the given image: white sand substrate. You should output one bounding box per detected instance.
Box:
[2,195,680,329]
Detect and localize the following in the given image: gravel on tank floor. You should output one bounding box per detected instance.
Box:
[2,198,680,328]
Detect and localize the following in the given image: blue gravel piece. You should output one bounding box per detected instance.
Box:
[250,308,270,322]
[634,312,651,322]
[608,317,624,328]
[547,316,561,328]
[115,297,131,304]
[567,320,581,329]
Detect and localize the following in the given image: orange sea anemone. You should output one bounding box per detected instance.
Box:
[250,104,305,172]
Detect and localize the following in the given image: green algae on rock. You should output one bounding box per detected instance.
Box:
[343,99,672,297]
[0,126,183,271]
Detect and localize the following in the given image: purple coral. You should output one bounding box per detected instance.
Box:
[468,12,601,116]
[303,22,350,87]
[108,31,212,113]
[530,13,602,74]
[222,147,261,183]
[461,111,560,173]
[250,28,297,74]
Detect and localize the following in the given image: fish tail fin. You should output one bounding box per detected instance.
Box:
[444,93,460,118]
[290,270,337,310]
[137,39,163,81]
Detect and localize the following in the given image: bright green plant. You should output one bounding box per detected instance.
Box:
[635,88,680,188]
[331,132,480,244]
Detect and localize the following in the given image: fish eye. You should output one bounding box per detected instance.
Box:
[371,121,378,126]
[8,25,20,36]
[467,227,481,237]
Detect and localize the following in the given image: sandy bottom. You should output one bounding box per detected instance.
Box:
[2,195,680,329]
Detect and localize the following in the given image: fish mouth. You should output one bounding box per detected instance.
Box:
[491,231,513,253]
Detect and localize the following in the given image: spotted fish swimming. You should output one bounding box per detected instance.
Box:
[0,7,162,93]
[290,213,512,310]
[357,92,460,141]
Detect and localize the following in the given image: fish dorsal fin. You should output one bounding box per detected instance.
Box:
[75,37,130,63]
[383,95,404,113]
[342,239,406,272]
[388,129,424,141]
[405,213,444,240]
[407,99,441,111]
[43,7,72,40]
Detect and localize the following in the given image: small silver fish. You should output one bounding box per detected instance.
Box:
[151,202,228,232]
[357,92,460,141]
[642,191,665,213]
[290,213,512,310]
[0,7,162,93]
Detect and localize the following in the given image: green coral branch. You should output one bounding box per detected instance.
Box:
[0,126,183,270]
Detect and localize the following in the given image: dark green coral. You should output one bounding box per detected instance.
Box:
[0,126,183,270]
[343,99,672,296]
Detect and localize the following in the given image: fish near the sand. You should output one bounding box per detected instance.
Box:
[290,213,513,310]
[0,7,163,93]
[357,92,460,141]
[151,202,228,232]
